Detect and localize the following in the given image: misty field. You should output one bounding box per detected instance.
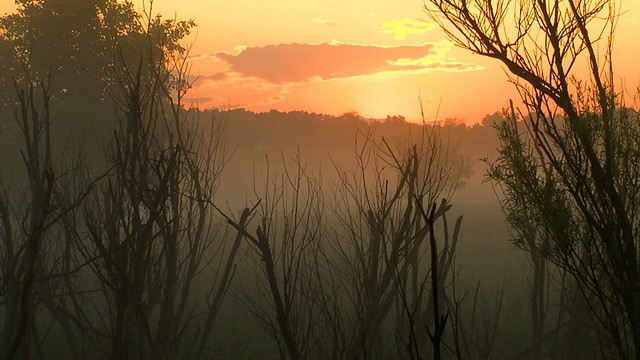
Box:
[2,0,640,359]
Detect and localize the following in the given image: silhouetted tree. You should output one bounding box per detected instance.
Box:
[1,0,132,101]
[71,12,231,358]
[222,153,325,360]
[0,74,95,359]
[0,3,235,358]
[425,0,640,357]
[320,123,466,359]
[0,0,194,137]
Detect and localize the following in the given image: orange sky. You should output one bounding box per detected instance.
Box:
[2,0,639,124]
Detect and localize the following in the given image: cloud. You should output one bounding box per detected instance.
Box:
[382,42,483,73]
[216,43,445,84]
[190,71,295,110]
[199,72,229,81]
[311,17,334,25]
[425,61,482,72]
[190,41,483,112]
[189,53,213,61]
[379,18,436,40]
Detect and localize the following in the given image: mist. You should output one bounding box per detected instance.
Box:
[2,0,639,359]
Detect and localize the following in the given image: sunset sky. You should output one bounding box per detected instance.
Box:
[2,0,639,124]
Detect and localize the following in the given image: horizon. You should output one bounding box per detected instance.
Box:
[204,104,503,127]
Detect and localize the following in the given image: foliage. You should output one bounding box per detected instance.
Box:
[0,0,194,108]
[424,0,640,357]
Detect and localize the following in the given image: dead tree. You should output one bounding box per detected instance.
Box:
[325,123,464,358]
[71,8,234,358]
[221,153,325,360]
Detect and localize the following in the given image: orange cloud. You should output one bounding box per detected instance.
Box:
[199,72,228,81]
[216,43,446,84]
[189,72,294,110]
[190,42,484,113]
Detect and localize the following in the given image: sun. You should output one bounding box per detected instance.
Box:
[347,75,423,121]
